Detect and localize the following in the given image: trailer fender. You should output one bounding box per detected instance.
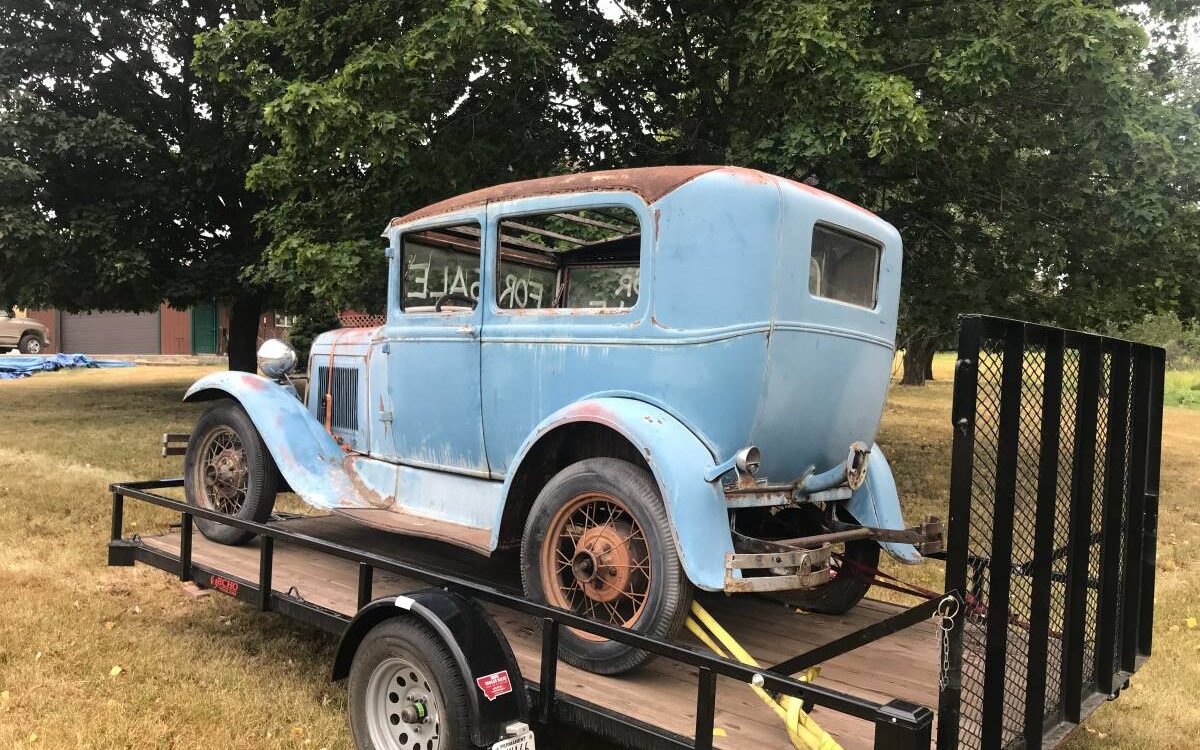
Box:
[502,397,733,592]
[332,590,528,747]
[183,371,394,512]
[844,445,921,564]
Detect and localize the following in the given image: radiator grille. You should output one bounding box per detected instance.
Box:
[314,365,360,431]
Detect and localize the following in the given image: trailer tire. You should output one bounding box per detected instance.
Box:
[183,400,278,545]
[789,539,879,615]
[348,617,472,750]
[521,457,692,676]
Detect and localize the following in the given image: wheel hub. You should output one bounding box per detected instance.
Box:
[195,425,248,514]
[208,451,246,500]
[572,521,640,604]
[365,657,441,750]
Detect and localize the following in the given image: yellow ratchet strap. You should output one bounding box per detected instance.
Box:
[685,601,843,750]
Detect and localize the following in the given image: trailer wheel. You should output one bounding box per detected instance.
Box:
[789,539,879,615]
[183,400,278,545]
[349,617,471,750]
[521,457,692,675]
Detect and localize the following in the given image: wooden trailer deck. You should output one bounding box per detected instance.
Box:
[141,515,939,750]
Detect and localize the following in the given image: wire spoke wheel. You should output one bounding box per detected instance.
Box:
[183,402,278,546]
[195,425,248,516]
[365,657,442,750]
[540,491,651,641]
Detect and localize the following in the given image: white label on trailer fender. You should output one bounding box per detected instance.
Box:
[394,595,414,610]
[475,670,513,701]
[491,728,535,750]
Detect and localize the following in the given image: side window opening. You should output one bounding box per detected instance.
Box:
[808,224,881,309]
[401,222,482,312]
[495,206,641,311]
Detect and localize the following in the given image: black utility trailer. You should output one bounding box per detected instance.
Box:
[107,316,1165,750]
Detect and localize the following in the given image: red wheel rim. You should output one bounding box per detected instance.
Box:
[540,491,651,641]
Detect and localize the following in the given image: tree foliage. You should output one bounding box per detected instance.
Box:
[0,1,275,369]
[2,1,1197,382]
[194,0,577,312]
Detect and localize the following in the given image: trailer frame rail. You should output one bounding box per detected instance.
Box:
[108,478,936,750]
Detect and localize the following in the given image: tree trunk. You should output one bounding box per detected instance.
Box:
[227,292,263,373]
[900,338,935,386]
[923,344,937,381]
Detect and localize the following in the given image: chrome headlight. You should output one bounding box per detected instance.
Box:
[257,338,298,379]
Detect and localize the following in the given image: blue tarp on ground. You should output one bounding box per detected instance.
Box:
[0,353,137,380]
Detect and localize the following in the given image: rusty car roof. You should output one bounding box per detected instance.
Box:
[389,165,726,227]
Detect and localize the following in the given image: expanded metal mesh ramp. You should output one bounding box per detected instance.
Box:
[938,316,1164,750]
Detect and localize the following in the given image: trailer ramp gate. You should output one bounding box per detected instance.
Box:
[938,315,1164,750]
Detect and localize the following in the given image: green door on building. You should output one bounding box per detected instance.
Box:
[191,301,219,354]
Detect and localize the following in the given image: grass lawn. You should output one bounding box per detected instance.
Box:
[0,359,1197,749]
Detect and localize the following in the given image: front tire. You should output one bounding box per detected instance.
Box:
[18,334,43,354]
[521,458,692,675]
[183,400,278,545]
[348,617,471,750]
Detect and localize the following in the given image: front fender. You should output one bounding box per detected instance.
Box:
[844,445,921,564]
[184,372,395,511]
[502,397,731,592]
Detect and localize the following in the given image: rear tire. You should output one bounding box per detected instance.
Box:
[788,539,878,615]
[18,334,43,354]
[520,457,692,675]
[348,617,471,750]
[183,400,278,545]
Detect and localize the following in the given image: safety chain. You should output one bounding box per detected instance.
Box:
[936,594,960,692]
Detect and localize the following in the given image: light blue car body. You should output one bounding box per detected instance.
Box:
[184,166,919,593]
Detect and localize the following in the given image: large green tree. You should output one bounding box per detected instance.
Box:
[0,0,274,370]
[193,0,576,312]
[554,0,1200,383]
[202,0,1200,384]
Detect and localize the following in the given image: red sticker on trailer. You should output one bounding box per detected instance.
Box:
[209,575,240,597]
[474,670,513,701]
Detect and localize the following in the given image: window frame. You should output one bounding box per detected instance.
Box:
[397,218,485,315]
[489,199,647,318]
[807,221,883,312]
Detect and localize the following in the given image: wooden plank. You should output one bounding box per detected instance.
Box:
[141,516,939,750]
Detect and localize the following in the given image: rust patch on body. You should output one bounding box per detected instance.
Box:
[341,454,395,509]
[330,326,379,344]
[389,166,722,227]
[337,507,493,553]
[782,178,877,218]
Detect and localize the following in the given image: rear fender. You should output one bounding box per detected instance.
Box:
[844,444,921,564]
[501,397,731,592]
[183,372,395,511]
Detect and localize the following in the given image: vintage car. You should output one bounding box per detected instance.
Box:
[180,166,942,675]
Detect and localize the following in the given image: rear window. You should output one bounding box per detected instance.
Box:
[808,224,881,309]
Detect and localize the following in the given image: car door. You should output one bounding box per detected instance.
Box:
[381,212,489,477]
[479,195,652,475]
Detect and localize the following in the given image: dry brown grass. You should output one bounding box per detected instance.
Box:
[0,360,1196,749]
